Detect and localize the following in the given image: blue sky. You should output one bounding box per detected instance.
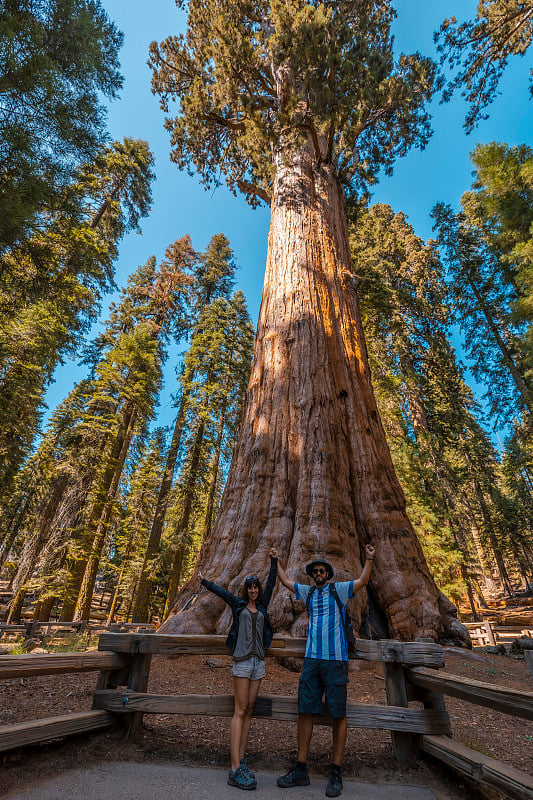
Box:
[44,0,533,443]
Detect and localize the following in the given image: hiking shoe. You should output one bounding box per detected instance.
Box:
[228,766,257,790]
[277,764,310,788]
[325,768,343,797]
[240,759,255,779]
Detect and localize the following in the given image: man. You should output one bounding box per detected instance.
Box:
[272,544,375,798]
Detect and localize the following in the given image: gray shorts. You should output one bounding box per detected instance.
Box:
[232,655,265,680]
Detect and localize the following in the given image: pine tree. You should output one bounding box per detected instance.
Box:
[0,0,123,251]
[131,234,237,621]
[152,0,465,643]
[4,243,189,623]
[460,142,533,353]
[0,139,155,499]
[68,243,191,621]
[432,201,532,425]
[349,203,518,613]
[162,292,254,618]
[105,430,167,623]
[436,1,533,133]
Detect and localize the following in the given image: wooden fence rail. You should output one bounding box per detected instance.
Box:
[465,620,533,648]
[0,621,157,640]
[92,689,451,734]
[406,666,533,720]
[0,652,129,680]
[1,633,532,800]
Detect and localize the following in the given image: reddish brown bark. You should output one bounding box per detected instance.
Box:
[161,143,466,643]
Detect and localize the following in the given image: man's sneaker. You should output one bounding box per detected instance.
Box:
[277,764,310,788]
[228,765,257,790]
[325,767,343,797]
[240,759,255,779]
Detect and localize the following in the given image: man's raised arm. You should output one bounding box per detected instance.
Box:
[352,544,376,593]
[269,547,295,593]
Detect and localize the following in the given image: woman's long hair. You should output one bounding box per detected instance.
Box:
[240,575,264,605]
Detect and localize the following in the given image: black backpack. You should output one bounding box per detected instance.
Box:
[305,583,356,654]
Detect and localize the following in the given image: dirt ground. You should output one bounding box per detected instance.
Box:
[0,645,531,800]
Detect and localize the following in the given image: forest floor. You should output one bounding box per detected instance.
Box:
[0,642,531,800]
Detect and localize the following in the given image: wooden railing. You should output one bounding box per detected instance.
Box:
[406,665,533,800]
[0,634,532,800]
[464,620,533,648]
[0,651,127,752]
[0,620,157,640]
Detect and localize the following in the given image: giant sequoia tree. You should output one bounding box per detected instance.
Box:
[152,0,466,641]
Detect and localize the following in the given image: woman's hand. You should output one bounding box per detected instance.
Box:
[197,570,204,585]
[365,544,376,561]
[269,546,279,559]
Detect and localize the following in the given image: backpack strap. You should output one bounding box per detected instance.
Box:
[329,583,345,620]
[305,585,316,612]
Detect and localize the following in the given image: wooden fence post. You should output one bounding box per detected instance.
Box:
[123,643,152,735]
[383,644,412,764]
[483,619,496,646]
[524,649,533,681]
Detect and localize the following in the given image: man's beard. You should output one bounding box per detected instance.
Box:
[314,576,327,587]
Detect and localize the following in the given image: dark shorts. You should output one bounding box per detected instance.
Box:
[298,658,349,718]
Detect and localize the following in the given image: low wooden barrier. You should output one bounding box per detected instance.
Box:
[0,620,157,640]
[465,620,533,648]
[1,633,532,800]
[0,651,128,753]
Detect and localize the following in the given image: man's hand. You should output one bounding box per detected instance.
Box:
[365,544,375,561]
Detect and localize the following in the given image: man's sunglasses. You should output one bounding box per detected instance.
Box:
[312,567,327,575]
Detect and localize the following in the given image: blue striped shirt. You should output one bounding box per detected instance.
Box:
[295,581,355,661]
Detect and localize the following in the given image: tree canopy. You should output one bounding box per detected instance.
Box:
[149,0,439,205]
[0,0,123,250]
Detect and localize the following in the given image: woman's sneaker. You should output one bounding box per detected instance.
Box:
[228,765,257,790]
[277,764,310,787]
[240,759,255,779]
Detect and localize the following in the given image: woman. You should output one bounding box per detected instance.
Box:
[198,548,278,790]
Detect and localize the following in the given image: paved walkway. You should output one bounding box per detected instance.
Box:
[3,763,439,800]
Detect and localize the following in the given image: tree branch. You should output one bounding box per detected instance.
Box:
[235,179,271,204]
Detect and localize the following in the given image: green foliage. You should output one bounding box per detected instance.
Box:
[0,139,155,497]
[0,0,123,250]
[436,1,533,132]
[431,198,532,425]
[347,203,533,605]
[149,0,439,204]
[461,142,533,347]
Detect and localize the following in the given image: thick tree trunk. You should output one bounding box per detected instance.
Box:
[161,143,466,643]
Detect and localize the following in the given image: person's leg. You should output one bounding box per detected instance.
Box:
[230,676,250,770]
[277,659,320,788]
[332,717,347,766]
[297,714,314,763]
[322,661,349,797]
[239,676,262,761]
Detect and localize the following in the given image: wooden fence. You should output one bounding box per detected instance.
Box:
[0,621,157,640]
[0,634,532,800]
[464,620,533,648]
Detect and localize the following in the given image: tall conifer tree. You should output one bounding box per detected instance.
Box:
[151,1,465,641]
